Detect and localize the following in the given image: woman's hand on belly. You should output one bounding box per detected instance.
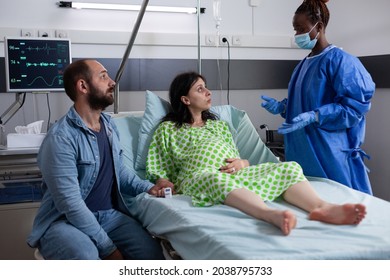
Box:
[219,158,250,174]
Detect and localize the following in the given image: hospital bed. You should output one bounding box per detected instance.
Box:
[113,91,390,260]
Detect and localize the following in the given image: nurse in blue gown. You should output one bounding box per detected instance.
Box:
[261,0,375,194]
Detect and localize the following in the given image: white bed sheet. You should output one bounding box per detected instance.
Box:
[126,177,390,260]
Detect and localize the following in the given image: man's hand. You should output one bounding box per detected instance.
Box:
[148,178,175,197]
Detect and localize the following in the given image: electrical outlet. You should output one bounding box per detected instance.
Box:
[232,35,242,46]
[205,35,217,46]
[219,35,230,46]
[55,30,68,38]
[38,29,53,37]
[21,29,37,37]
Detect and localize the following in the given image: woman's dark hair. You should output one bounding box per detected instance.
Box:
[295,0,330,28]
[63,59,92,102]
[162,71,218,127]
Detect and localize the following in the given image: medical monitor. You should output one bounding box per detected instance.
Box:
[4,37,72,92]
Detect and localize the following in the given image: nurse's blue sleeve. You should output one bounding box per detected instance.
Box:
[316,54,375,130]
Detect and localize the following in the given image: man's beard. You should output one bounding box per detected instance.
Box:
[87,83,114,111]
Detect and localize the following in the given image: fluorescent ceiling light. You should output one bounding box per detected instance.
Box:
[58,1,205,14]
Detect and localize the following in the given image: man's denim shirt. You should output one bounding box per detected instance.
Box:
[27,106,153,257]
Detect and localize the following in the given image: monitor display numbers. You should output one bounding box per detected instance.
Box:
[4,37,72,92]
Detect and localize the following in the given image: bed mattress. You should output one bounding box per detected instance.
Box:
[126,177,390,260]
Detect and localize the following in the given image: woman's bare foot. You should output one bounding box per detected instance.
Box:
[309,203,366,225]
[267,210,297,235]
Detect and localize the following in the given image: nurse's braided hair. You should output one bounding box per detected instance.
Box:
[296,0,330,28]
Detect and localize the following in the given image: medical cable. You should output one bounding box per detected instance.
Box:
[213,0,224,99]
[216,50,223,93]
[45,93,51,132]
[215,33,224,98]
[222,37,231,105]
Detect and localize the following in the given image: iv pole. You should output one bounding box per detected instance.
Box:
[197,0,202,74]
[113,0,149,114]
[112,0,204,113]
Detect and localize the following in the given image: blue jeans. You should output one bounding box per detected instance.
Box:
[38,209,164,260]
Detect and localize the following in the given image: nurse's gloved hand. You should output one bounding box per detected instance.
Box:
[260,95,286,115]
[278,111,316,134]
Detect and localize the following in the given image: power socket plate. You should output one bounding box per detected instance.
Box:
[38,29,52,37]
[21,29,37,37]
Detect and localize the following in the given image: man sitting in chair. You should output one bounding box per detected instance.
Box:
[27,59,174,260]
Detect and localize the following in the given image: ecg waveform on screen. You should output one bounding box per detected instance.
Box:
[27,75,63,87]
[26,62,57,67]
[6,38,71,91]
[9,42,68,54]
[26,44,59,55]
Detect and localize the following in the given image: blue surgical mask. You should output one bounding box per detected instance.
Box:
[294,22,319,49]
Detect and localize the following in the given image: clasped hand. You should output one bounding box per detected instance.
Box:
[278,111,316,134]
[149,178,175,197]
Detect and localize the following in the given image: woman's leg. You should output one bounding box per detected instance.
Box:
[224,188,296,235]
[282,180,366,225]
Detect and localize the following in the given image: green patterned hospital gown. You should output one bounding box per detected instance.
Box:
[146,120,306,207]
